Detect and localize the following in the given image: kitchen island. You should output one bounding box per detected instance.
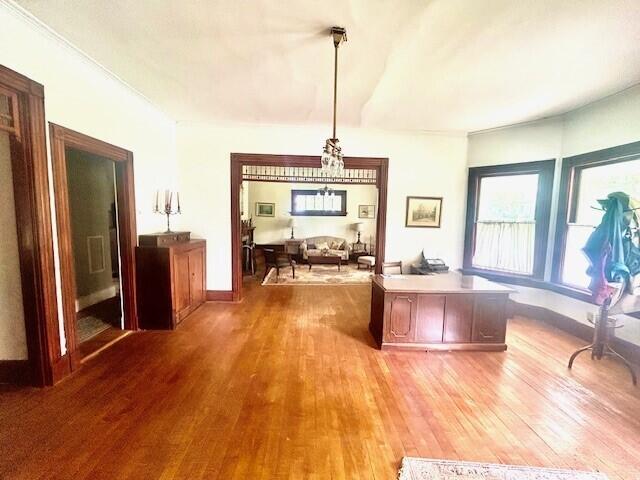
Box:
[369,272,514,351]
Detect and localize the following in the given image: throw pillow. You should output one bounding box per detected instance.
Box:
[316,242,329,251]
[330,241,339,250]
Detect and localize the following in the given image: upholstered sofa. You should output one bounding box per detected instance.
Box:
[300,236,351,261]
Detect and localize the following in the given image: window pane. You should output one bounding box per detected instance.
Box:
[473,222,535,274]
[0,94,14,129]
[574,159,640,225]
[291,190,346,215]
[333,195,341,211]
[561,224,594,289]
[477,174,539,221]
[472,174,538,274]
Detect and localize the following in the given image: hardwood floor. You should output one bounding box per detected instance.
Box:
[1,280,639,479]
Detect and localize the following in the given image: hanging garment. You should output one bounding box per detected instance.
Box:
[583,192,640,305]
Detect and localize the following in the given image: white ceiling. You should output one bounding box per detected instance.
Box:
[14,0,640,132]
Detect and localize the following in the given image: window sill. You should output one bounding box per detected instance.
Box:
[461,267,543,286]
[460,267,594,304]
[461,269,640,319]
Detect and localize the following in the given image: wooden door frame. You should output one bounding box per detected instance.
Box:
[49,124,138,371]
[0,65,64,386]
[230,153,389,302]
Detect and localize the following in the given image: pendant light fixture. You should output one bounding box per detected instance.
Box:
[320,26,347,178]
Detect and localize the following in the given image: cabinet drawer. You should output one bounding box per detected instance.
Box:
[472,294,507,343]
[415,294,445,343]
[443,294,474,343]
[174,251,192,318]
[384,294,416,343]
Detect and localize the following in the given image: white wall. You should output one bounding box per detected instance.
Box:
[177,123,468,291]
[247,182,378,245]
[0,4,178,357]
[468,84,640,345]
[467,117,563,168]
[562,84,640,157]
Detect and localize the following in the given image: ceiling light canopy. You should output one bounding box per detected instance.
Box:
[320,26,347,178]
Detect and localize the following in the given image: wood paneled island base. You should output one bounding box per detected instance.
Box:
[370,273,514,351]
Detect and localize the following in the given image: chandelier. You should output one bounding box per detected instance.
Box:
[320,26,347,178]
[316,184,335,198]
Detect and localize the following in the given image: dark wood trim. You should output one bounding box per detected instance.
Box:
[375,158,388,276]
[0,84,21,137]
[0,360,31,385]
[244,178,377,186]
[463,159,555,280]
[290,189,348,216]
[551,140,640,285]
[49,124,138,378]
[508,299,640,366]
[230,153,389,301]
[206,290,235,302]
[50,351,75,384]
[0,65,60,387]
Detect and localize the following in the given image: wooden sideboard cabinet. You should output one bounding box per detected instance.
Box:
[136,239,206,329]
[369,273,513,351]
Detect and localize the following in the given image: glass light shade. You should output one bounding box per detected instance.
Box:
[320,138,345,178]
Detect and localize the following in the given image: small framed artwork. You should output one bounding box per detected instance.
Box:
[405,196,442,228]
[255,202,275,217]
[358,204,375,219]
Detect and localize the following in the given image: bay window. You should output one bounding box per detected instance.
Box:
[464,160,555,279]
[553,142,640,289]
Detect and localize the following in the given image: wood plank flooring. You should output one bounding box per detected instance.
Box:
[1,280,639,479]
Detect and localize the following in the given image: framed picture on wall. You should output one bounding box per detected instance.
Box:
[358,205,375,219]
[405,196,442,228]
[255,202,275,217]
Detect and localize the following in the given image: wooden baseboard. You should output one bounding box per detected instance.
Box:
[0,360,31,385]
[380,342,507,352]
[508,300,640,366]
[206,290,235,302]
[50,350,81,385]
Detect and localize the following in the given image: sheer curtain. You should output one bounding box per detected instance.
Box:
[473,221,535,274]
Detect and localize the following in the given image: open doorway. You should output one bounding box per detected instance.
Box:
[230,154,388,302]
[65,148,124,358]
[50,125,137,368]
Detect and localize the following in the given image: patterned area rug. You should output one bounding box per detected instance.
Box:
[398,458,609,480]
[262,262,372,285]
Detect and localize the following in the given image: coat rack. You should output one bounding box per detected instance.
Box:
[568,295,637,385]
[570,196,639,385]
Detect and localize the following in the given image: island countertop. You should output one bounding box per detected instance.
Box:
[372,271,515,294]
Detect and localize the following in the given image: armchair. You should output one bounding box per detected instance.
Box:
[263,248,296,280]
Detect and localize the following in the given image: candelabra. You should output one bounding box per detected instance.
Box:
[154,190,181,233]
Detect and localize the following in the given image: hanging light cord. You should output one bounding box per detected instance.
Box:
[332,40,338,141]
